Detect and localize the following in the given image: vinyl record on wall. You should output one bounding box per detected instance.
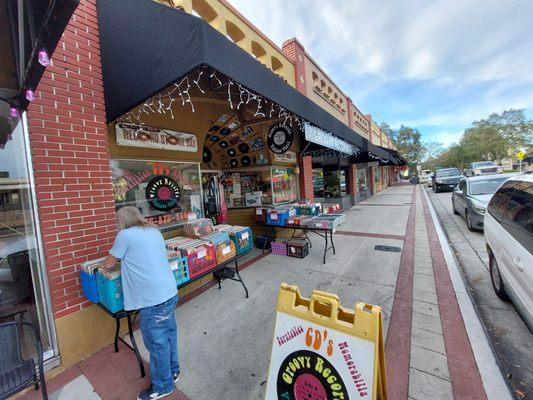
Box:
[209,125,220,132]
[202,147,212,163]
[219,127,231,136]
[230,159,238,168]
[241,156,251,167]
[210,136,220,142]
[227,148,237,157]
[267,123,294,154]
[218,140,228,148]
[228,121,240,130]
[238,143,250,154]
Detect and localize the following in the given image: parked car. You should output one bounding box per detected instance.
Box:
[419,169,432,186]
[452,174,515,231]
[432,168,462,192]
[484,171,533,331]
[465,161,503,177]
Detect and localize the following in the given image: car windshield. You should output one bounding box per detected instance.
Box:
[473,162,496,168]
[436,169,460,177]
[469,177,508,195]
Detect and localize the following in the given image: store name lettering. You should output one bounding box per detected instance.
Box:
[124,163,199,193]
[122,129,196,148]
[281,354,347,399]
[338,341,369,397]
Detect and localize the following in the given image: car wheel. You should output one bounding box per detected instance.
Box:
[465,210,476,231]
[489,251,509,301]
[452,199,459,215]
[435,185,440,193]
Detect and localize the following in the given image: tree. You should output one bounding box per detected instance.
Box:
[394,125,424,173]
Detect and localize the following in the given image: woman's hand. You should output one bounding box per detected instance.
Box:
[102,254,119,269]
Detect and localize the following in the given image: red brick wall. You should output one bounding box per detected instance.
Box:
[298,156,314,201]
[347,98,354,130]
[27,0,116,319]
[282,38,307,96]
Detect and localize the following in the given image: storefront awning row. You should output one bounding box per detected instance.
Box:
[96,0,393,161]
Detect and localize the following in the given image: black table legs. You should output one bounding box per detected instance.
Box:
[113,313,145,378]
[214,259,249,298]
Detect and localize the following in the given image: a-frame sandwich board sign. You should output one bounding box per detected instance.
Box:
[265,283,387,400]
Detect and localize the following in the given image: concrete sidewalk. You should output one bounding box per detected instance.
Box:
[19,185,508,400]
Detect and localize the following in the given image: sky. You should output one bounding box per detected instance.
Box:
[227,0,533,146]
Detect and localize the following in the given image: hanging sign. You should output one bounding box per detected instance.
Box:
[304,122,357,155]
[265,284,387,400]
[274,151,297,164]
[267,123,294,154]
[116,123,198,152]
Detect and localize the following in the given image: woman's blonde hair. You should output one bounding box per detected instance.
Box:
[116,206,153,230]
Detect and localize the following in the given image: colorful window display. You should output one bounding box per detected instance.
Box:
[220,167,297,208]
[111,159,202,229]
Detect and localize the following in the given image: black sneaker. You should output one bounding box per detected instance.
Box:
[173,372,180,385]
[137,387,174,400]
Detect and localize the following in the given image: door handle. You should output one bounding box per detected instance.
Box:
[513,257,524,272]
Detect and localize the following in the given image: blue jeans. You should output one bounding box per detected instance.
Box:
[139,295,179,393]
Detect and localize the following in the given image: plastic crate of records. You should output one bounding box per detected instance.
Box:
[266,209,289,226]
[175,240,217,278]
[184,218,214,238]
[80,258,106,303]
[294,203,322,216]
[95,267,124,313]
[271,240,288,256]
[168,251,189,286]
[202,231,236,264]
[304,214,345,230]
[287,215,312,226]
[323,203,341,214]
[256,235,274,250]
[225,226,253,254]
[165,236,194,252]
[254,207,271,223]
[286,239,309,259]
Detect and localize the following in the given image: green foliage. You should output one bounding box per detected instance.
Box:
[427,109,532,171]
[381,123,423,173]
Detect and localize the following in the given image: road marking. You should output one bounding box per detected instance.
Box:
[422,187,512,400]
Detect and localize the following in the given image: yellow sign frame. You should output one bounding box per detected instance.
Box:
[265,283,387,399]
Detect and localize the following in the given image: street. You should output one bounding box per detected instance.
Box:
[425,185,532,399]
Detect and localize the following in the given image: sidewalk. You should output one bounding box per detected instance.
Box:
[18,185,506,400]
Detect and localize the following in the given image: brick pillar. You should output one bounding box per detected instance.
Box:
[27,0,116,319]
[348,164,357,204]
[282,38,307,96]
[299,156,314,201]
[347,97,354,130]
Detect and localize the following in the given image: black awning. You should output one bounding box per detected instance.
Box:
[96,0,391,161]
[378,146,407,166]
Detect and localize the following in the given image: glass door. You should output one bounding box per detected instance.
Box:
[0,116,55,359]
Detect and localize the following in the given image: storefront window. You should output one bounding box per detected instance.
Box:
[357,168,367,192]
[373,166,381,184]
[324,169,347,198]
[221,170,272,207]
[0,117,54,359]
[111,159,202,229]
[272,167,297,204]
[312,169,325,200]
[220,166,297,207]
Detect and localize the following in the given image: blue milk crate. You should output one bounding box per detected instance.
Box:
[169,254,190,286]
[227,226,253,254]
[95,271,124,313]
[80,270,99,303]
[266,210,289,226]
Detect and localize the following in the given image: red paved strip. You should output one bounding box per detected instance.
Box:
[421,190,487,400]
[384,187,417,400]
[335,230,405,241]
[353,203,412,207]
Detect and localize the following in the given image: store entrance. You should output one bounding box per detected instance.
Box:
[312,158,351,210]
[0,117,55,359]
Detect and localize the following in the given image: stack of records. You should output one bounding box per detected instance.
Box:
[80,258,106,275]
[99,265,121,279]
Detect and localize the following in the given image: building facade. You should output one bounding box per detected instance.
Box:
[0,0,405,371]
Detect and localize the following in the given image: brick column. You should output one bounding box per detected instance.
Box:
[298,156,314,201]
[348,164,357,204]
[282,38,307,96]
[27,0,116,319]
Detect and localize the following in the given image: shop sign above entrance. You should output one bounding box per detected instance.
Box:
[116,123,198,152]
[274,151,297,164]
[304,122,357,156]
[267,123,294,154]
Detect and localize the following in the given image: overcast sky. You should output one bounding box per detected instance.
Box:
[228,0,533,145]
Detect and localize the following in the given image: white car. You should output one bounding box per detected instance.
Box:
[465,161,503,176]
[484,172,533,330]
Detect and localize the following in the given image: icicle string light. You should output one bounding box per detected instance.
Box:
[118,70,305,131]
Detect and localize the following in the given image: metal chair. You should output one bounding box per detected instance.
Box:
[0,321,48,399]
